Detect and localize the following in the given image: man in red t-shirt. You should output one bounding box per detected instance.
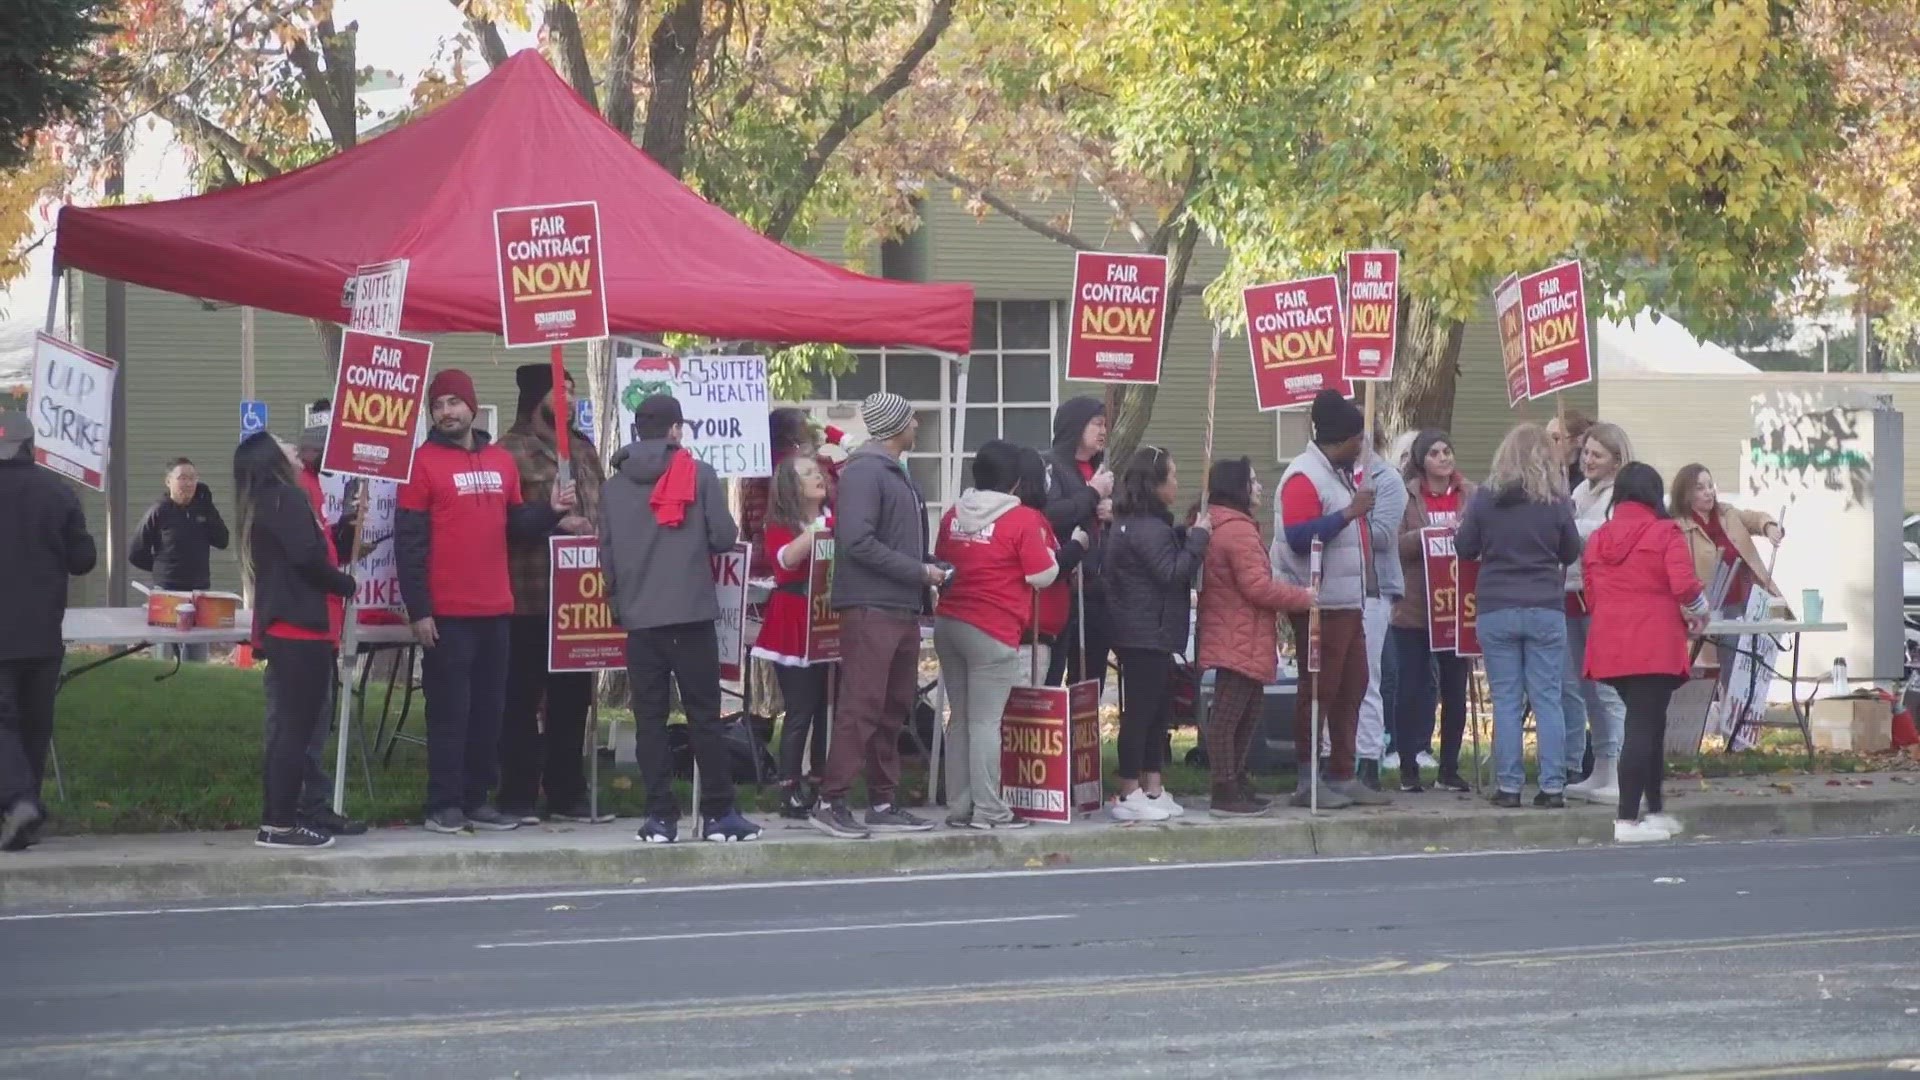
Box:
[396,369,573,835]
[933,440,1060,828]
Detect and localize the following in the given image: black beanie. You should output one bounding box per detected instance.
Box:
[1310,389,1364,446]
[514,363,567,423]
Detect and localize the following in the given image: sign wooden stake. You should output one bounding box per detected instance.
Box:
[331,492,370,815]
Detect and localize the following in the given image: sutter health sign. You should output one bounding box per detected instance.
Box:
[493,201,609,348]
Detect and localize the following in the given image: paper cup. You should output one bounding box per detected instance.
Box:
[1800,589,1822,624]
[176,604,197,631]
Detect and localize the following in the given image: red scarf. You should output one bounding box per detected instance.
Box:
[651,448,698,528]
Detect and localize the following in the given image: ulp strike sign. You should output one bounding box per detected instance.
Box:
[321,330,433,483]
[1244,274,1348,411]
[493,201,609,348]
[1342,250,1399,381]
[547,536,626,671]
[1066,252,1168,383]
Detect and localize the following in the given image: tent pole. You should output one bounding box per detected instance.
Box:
[43,260,61,335]
[105,274,129,608]
[928,351,969,809]
[240,307,256,400]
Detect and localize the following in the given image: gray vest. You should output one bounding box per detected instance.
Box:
[1271,443,1367,610]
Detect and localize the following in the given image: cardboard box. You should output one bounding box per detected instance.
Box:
[1809,696,1893,754]
[145,591,196,627]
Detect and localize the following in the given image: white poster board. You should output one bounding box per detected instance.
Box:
[30,332,116,490]
[613,345,771,477]
[346,260,409,335]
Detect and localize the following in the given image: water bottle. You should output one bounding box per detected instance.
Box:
[1830,656,1848,696]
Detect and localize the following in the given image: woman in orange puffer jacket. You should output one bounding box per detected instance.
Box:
[1195,458,1316,817]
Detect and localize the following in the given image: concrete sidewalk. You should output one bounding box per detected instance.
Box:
[5,772,1916,908]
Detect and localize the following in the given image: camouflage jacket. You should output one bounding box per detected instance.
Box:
[501,419,606,617]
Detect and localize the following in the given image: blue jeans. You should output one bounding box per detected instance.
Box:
[1562,612,1626,769]
[1479,606,1568,794]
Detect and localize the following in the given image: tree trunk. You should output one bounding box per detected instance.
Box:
[1105,219,1200,468]
[640,0,702,178]
[1373,293,1466,438]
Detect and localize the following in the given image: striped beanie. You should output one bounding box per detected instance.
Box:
[860,392,914,441]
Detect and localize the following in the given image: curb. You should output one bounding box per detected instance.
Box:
[5,790,1917,909]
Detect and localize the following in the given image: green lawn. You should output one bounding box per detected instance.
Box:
[42,655,1883,835]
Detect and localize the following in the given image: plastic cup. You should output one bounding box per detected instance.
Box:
[176,603,197,631]
[1800,589,1822,624]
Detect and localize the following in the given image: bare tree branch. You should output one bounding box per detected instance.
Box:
[144,90,282,179]
[543,1,600,110]
[934,170,1093,251]
[761,0,955,242]
[601,0,644,137]
[1078,166,1152,249]
[449,0,510,68]
[287,17,359,150]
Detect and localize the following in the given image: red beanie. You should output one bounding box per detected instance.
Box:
[427,369,478,416]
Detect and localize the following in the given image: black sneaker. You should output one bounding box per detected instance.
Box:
[988,817,1033,830]
[810,800,871,839]
[864,804,935,833]
[1,800,44,852]
[1435,773,1471,793]
[424,808,471,834]
[1490,790,1523,809]
[1399,770,1425,794]
[465,805,523,831]
[303,808,368,836]
[547,803,616,824]
[1533,791,1566,809]
[637,815,678,844]
[497,805,543,826]
[700,810,764,843]
[945,815,990,830]
[778,784,812,820]
[255,824,335,850]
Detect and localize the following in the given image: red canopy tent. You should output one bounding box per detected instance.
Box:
[53,50,973,353]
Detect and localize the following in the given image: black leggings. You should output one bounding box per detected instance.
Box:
[775,662,831,784]
[1607,673,1685,821]
[1116,648,1174,781]
[261,637,337,829]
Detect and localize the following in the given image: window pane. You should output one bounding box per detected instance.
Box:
[886,352,942,401]
[1002,300,1052,350]
[964,407,997,451]
[971,301,998,351]
[907,455,946,503]
[836,354,881,399]
[1003,407,1052,449]
[1276,410,1311,461]
[913,408,943,451]
[958,454,977,489]
[951,357,998,403]
[1002,355,1052,402]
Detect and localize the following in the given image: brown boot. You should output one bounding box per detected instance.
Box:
[1238,780,1273,810]
[1210,789,1269,818]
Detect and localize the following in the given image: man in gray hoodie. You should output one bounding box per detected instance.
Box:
[599,395,762,844]
[811,392,945,839]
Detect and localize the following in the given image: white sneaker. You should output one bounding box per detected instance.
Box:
[1644,812,1684,836]
[1144,790,1185,818]
[1567,758,1619,803]
[1614,819,1673,843]
[1110,789,1171,822]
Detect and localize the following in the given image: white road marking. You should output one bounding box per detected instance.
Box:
[0,834,1896,924]
[474,913,1076,950]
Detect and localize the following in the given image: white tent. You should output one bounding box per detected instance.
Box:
[1597,310,1759,375]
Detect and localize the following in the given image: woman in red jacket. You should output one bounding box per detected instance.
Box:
[1195,458,1315,817]
[1582,463,1709,843]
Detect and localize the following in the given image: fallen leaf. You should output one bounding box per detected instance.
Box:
[611,776,633,790]
[1772,782,1796,794]
[1043,852,1072,865]
[1826,779,1843,786]
[1857,779,1875,785]
[1145,856,1166,863]
[628,877,647,885]
[1023,857,1043,868]
[1423,845,1439,853]
[92,801,112,809]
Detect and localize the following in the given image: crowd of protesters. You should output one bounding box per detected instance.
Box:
[0,370,1784,855]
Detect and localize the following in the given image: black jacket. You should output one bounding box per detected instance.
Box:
[130,483,229,591]
[0,454,98,661]
[1101,508,1209,653]
[1042,396,1107,599]
[246,481,356,641]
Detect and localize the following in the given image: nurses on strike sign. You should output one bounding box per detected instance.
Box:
[1066,251,1168,383]
[1244,274,1349,411]
[547,536,626,672]
[493,201,609,348]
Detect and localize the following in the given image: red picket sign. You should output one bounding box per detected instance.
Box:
[1455,558,1482,658]
[1342,250,1399,381]
[547,536,626,672]
[1244,274,1350,411]
[320,330,434,484]
[1421,527,1460,652]
[1518,260,1592,398]
[801,535,840,664]
[1066,252,1169,383]
[711,543,752,682]
[1494,273,1529,408]
[1001,681,1103,823]
[493,201,609,348]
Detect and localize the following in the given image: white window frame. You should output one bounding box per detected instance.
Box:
[795,300,1061,523]
[1273,407,1312,467]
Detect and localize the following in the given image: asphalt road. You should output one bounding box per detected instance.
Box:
[3,836,1919,1079]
